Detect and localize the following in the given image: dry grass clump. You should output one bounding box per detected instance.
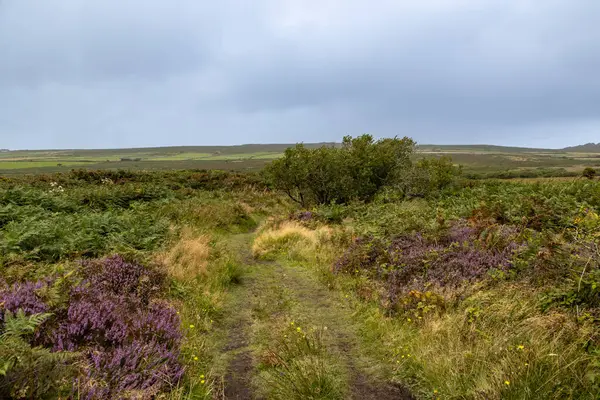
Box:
[157,228,211,281]
[252,221,348,263]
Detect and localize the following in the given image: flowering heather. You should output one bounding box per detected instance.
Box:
[132,301,182,346]
[81,340,184,400]
[52,288,135,351]
[0,279,50,317]
[81,255,164,301]
[334,222,521,307]
[1,255,184,398]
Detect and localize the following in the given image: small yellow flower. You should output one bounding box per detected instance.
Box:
[201,380,206,384]
[189,324,195,329]
[517,345,524,350]
[504,380,510,386]
[434,389,439,394]
[525,363,529,366]
[407,318,412,322]
[296,327,302,332]
[290,321,295,326]
[176,311,180,314]
[193,356,198,361]
[200,374,205,379]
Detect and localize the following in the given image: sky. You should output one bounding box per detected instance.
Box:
[0,0,599,150]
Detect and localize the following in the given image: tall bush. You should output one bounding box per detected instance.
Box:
[263,134,415,206]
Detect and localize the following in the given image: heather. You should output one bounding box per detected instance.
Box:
[0,169,280,399]
[333,223,521,312]
[254,176,600,398]
[2,157,600,398]
[0,256,183,399]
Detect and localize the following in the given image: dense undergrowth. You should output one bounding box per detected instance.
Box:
[254,178,600,399]
[2,153,600,399]
[0,169,283,399]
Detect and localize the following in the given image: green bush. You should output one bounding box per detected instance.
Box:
[263,134,415,206]
[584,167,597,179]
[398,156,463,198]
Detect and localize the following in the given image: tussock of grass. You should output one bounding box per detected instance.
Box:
[158,229,211,281]
[252,221,350,264]
[253,221,324,260]
[257,322,347,400]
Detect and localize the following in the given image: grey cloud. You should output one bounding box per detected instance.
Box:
[0,0,599,149]
[0,1,214,85]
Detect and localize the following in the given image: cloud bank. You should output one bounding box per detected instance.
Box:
[1,0,599,149]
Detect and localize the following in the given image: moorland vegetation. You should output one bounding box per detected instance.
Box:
[0,135,599,399]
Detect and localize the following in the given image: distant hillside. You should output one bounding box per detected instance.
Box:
[562,143,600,152]
[5,143,338,156]
[416,144,553,153]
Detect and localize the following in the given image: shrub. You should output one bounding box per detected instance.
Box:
[263,134,415,206]
[81,340,184,399]
[398,156,462,198]
[583,167,597,179]
[0,279,50,317]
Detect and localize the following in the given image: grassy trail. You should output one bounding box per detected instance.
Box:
[209,232,413,400]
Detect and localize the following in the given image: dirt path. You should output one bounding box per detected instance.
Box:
[215,233,414,400]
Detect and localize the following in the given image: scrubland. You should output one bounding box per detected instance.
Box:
[1,136,599,399]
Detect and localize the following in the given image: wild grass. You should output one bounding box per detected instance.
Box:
[158,229,212,281]
[252,220,349,264]
[258,323,347,400]
[342,282,597,399]
[259,184,600,399]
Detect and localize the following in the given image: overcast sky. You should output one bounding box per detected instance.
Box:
[1,0,599,149]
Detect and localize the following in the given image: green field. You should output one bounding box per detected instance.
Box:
[2,143,600,178]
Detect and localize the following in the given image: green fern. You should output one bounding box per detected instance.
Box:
[1,310,53,340]
[0,310,78,398]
